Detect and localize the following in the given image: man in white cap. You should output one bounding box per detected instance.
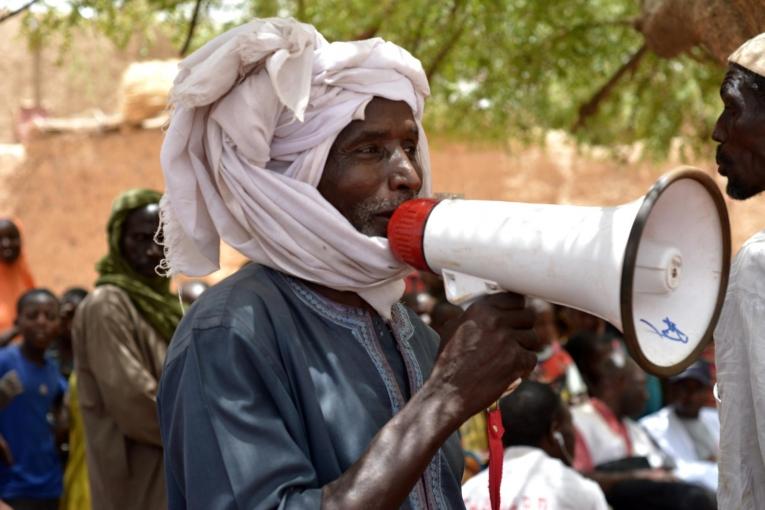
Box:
[712,31,765,510]
[156,18,539,509]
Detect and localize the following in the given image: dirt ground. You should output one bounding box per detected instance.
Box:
[0,128,761,293]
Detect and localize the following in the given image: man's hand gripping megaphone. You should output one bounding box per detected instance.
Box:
[430,292,540,414]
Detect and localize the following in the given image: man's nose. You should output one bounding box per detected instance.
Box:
[712,115,726,143]
[388,145,422,193]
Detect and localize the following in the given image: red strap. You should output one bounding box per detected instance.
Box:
[487,408,504,510]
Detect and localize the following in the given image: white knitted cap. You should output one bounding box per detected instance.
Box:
[729,32,765,77]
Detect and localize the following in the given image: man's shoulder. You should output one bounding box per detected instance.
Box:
[78,284,132,315]
[639,406,672,431]
[180,264,286,325]
[526,450,607,507]
[165,265,289,358]
[699,406,720,434]
[0,345,19,369]
[732,230,765,283]
[570,399,596,418]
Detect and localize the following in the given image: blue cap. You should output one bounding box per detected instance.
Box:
[669,360,712,387]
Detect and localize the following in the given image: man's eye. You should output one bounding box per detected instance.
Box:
[356,145,380,155]
[404,144,417,156]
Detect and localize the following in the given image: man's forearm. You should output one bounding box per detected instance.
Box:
[322,379,463,510]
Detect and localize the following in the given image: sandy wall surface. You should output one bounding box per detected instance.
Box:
[0,129,762,292]
[0,18,177,143]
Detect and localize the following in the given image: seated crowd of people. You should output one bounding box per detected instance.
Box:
[0,212,720,510]
[407,273,720,510]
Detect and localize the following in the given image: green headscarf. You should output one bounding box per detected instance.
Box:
[95,189,182,341]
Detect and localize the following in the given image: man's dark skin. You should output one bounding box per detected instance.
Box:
[120,204,165,278]
[713,63,765,198]
[311,97,540,509]
[671,378,710,420]
[0,220,21,265]
[598,359,649,422]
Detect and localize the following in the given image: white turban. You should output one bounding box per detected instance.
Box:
[159,18,431,319]
[729,32,765,78]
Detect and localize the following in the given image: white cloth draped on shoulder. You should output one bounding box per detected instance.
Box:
[159,18,432,318]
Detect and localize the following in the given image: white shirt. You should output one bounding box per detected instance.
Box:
[571,399,666,471]
[640,406,719,491]
[715,230,765,510]
[461,446,608,510]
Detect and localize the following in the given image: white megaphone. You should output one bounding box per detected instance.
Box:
[388,168,731,377]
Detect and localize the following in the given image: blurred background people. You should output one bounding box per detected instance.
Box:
[528,300,587,404]
[0,289,66,510]
[563,330,613,393]
[462,381,608,510]
[571,357,715,510]
[640,360,719,491]
[0,220,34,344]
[58,288,90,510]
[49,287,88,380]
[72,189,181,510]
[178,279,209,307]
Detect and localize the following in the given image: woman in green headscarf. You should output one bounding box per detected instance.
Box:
[95,188,182,340]
[70,189,182,510]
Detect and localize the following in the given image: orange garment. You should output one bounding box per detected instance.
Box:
[0,254,34,331]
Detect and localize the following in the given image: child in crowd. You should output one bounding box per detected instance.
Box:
[0,289,67,510]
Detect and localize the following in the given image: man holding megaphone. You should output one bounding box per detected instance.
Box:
[711,32,765,510]
[156,19,542,510]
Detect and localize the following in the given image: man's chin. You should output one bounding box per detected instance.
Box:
[357,216,390,238]
[726,180,762,201]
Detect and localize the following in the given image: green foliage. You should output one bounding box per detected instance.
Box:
[17,0,726,155]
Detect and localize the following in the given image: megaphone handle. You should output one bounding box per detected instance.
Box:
[486,377,522,510]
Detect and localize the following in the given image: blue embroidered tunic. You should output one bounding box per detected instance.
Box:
[158,264,464,510]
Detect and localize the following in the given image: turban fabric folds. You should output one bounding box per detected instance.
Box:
[160,18,431,318]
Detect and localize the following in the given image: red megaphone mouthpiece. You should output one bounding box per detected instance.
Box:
[387,198,440,272]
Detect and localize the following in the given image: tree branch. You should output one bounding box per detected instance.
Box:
[552,18,637,43]
[424,0,469,81]
[353,0,397,40]
[408,3,434,55]
[512,18,637,64]
[425,21,466,80]
[180,0,204,57]
[0,0,40,24]
[572,44,648,132]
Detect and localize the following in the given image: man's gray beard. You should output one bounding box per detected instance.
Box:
[350,194,417,236]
